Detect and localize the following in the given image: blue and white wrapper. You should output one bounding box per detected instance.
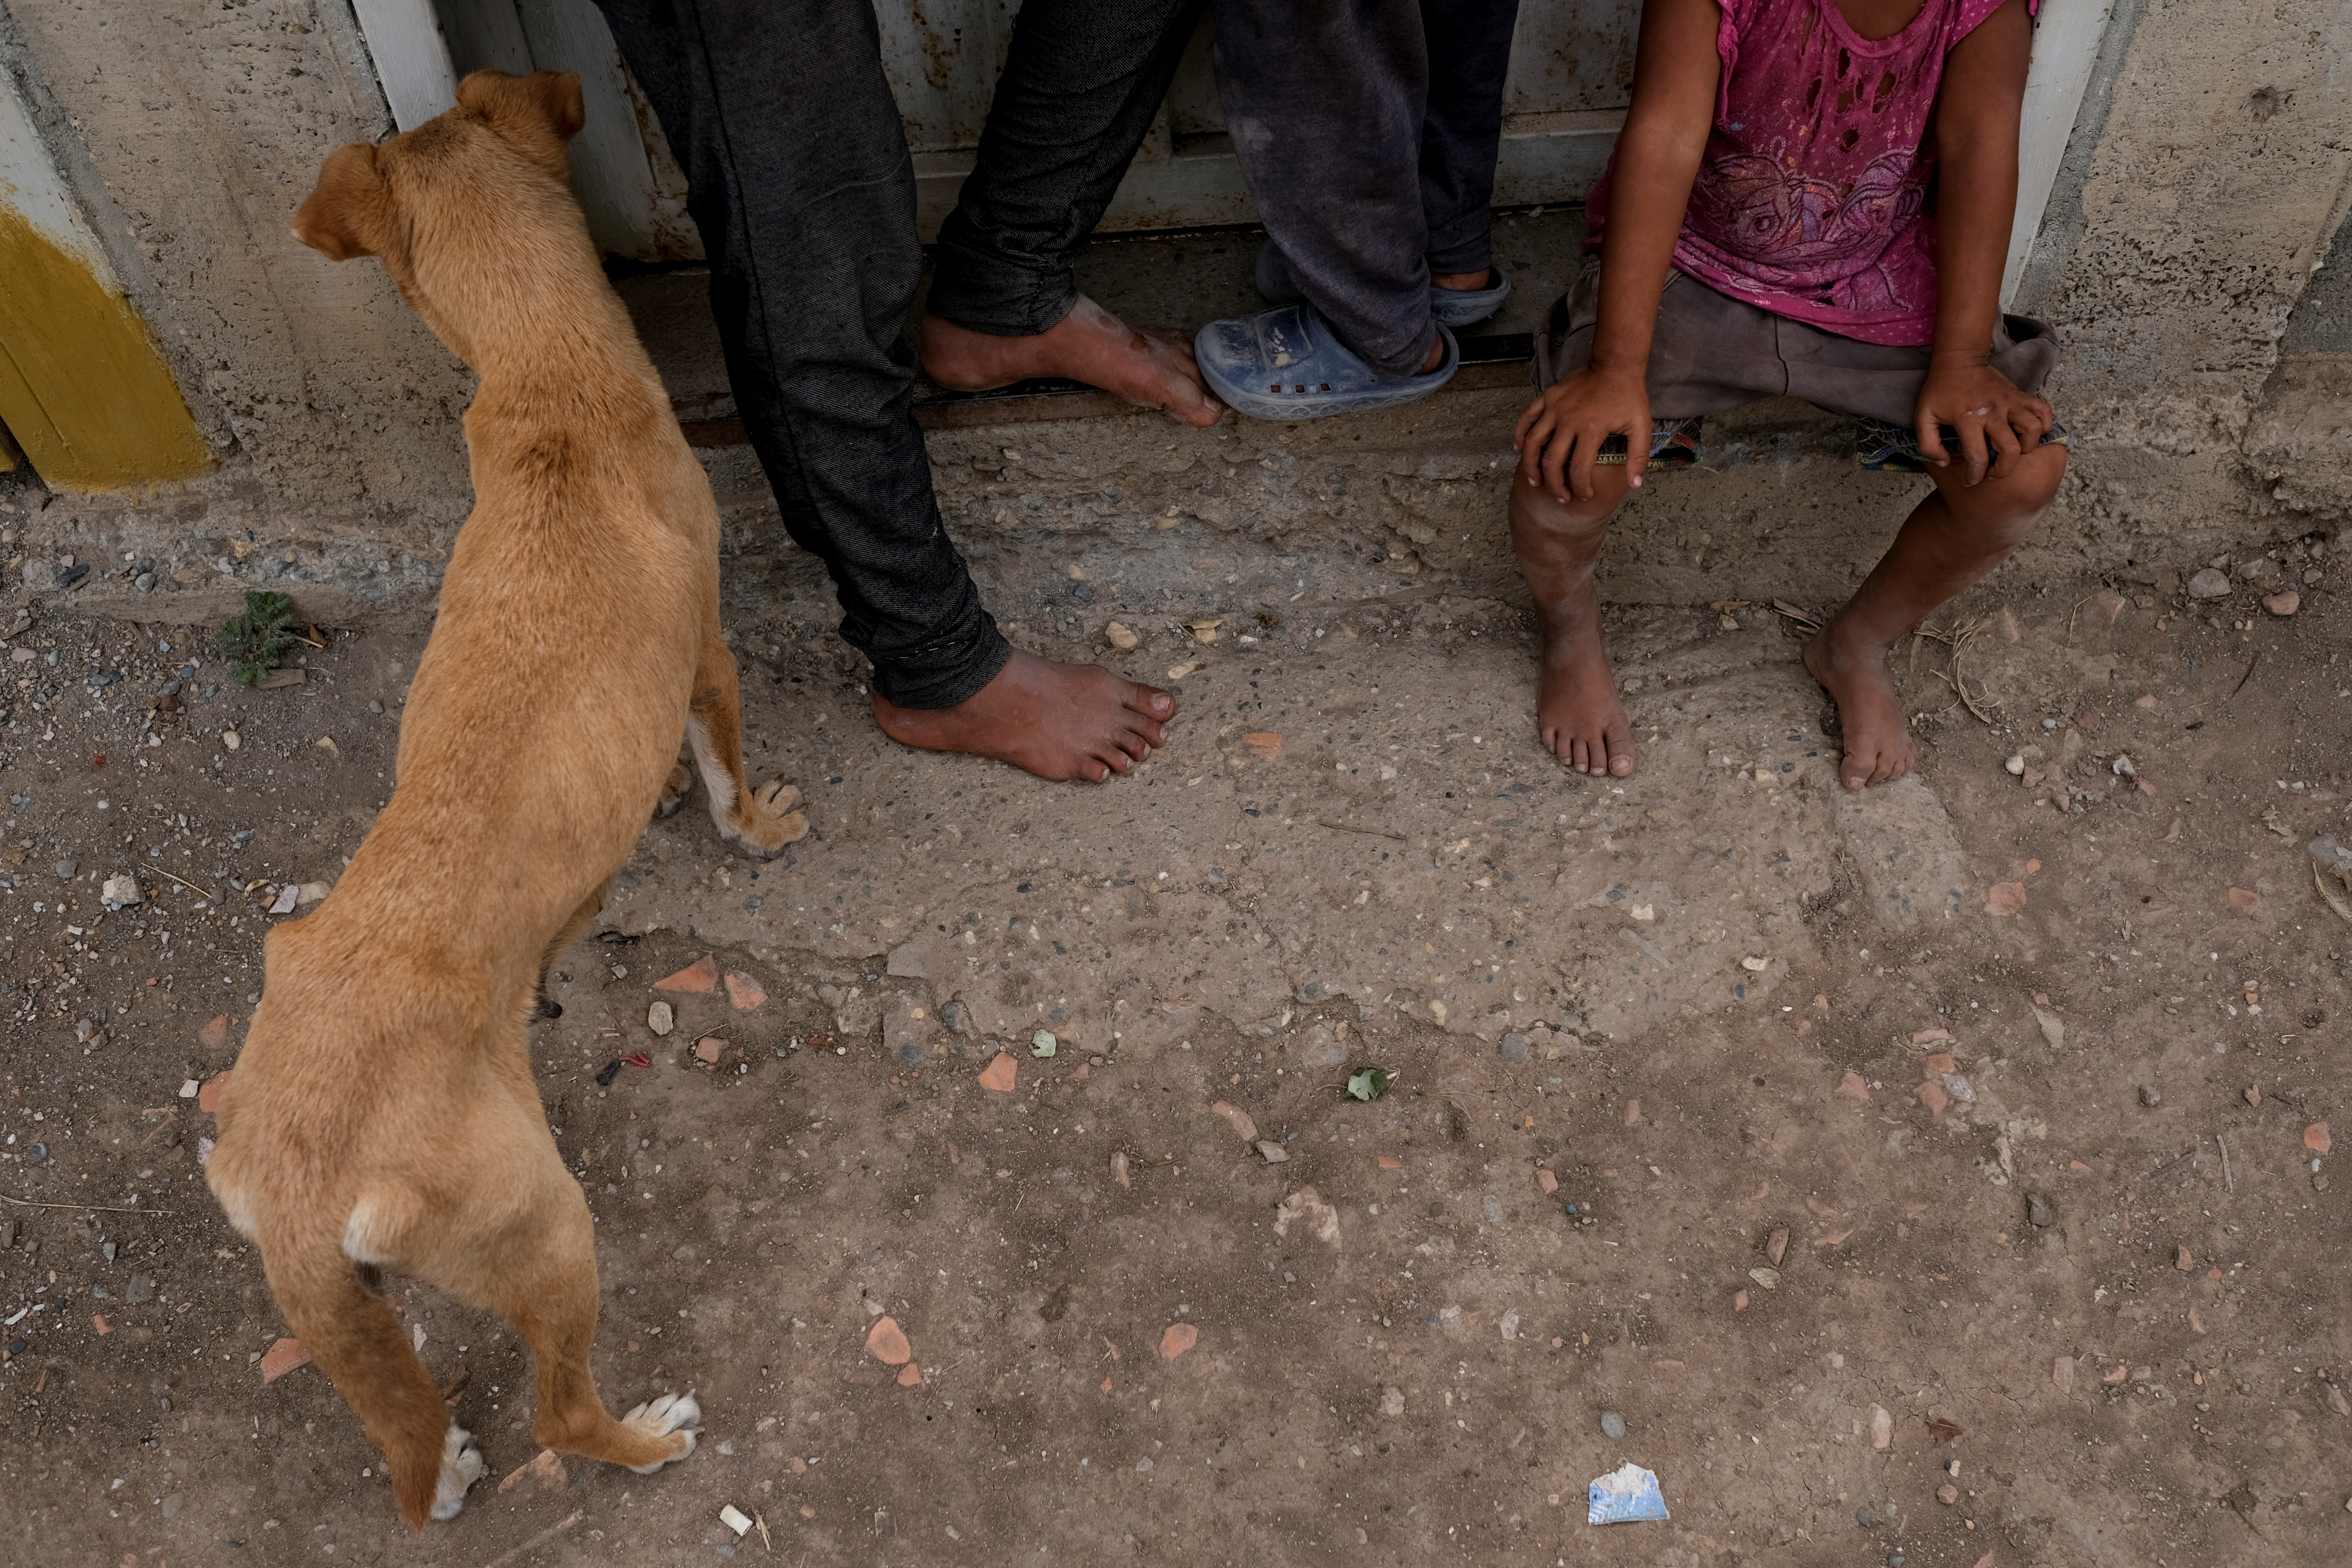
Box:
[1588,1462,1670,1524]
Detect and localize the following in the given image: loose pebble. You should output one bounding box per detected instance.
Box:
[1255,1141,1289,1164]
[692,1036,725,1065]
[2004,755,2025,775]
[2306,1122,2332,1154]
[1766,1228,1789,1266]
[2263,590,2300,617]
[2052,1355,2075,1392]
[2027,1192,2054,1227]
[1209,1101,1258,1141]
[2186,568,2231,598]
[1869,1404,1892,1449]
[647,1001,674,1037]
[1499,1032,1529,1064]
[1600,1410,1626,1441]
[221,730,240,750]
[1103,622,1140,650]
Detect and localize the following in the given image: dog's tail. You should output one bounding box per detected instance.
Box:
[260,1216,453,1532]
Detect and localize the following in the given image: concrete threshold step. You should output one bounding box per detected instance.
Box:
[623,207,1589,444]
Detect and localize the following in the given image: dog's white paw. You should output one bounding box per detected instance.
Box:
[726,779,807,857]
[653,761,695,821]
[620,1390,700,1475]
[430,1424,487,1520]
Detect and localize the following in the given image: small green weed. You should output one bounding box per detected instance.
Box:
[218,591,299,686]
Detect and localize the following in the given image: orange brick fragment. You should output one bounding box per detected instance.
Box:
[260,1337,311,1383]
[865,1316,912,1366]
[1377,1155,1403,1170]
[1915,1080,1950,1116]
[2226,887,2259,909]
[1160,1323,1199,1359]
[92,1314,110,1335]
[198,1015,231,1050]
[896,1362,922,1388]
[2306,1122,2333,1155]
[1837,1072,1870,1101]
[198,1071,231,1113]
[1536,1168,1558,1194]
[723,971,767,1011]
[978,1052,1018,1093]
[654,956,718,992]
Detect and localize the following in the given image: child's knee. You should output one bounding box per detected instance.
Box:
[1954,444,2064,544]
[1508,477,1619,542]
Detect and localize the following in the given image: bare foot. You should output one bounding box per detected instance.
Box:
[873,649,1176,782]
[920,296,1223,428]
[1803,615,1916,790]
[1537,606,1637,776]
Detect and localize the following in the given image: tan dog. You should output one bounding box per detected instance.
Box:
[205,70,806,1531]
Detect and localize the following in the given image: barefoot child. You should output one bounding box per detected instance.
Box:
[1512,0,2066,788]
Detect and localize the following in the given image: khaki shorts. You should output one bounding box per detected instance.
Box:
[1535,254,2067,473]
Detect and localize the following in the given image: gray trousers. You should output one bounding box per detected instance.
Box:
[1215,0,1523,378]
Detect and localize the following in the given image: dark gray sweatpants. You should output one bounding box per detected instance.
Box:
[596,0,1202,706]
[1215,0,1522,378]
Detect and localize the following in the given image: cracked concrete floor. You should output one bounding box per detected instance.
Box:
[1,552,2348,1568]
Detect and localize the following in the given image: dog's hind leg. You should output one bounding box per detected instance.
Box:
[686,631,807,856]
[533,875,616,1020]
[468,1170,700,1473]
[262,1224,483,1530]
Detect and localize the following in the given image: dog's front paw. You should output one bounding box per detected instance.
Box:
[430,1424,487,1520]
[728,779,807,857]
[620,1391,701,1474]
[653,761,695,821]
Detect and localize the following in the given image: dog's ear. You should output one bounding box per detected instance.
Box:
[291,142,390,262]
[456,69,586,177]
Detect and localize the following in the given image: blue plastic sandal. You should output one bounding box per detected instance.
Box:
[1254,240,1511,329]
[1194,303,1459,422]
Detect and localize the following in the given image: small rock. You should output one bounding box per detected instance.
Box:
[1749,1266,1781,1290]
[220,730,239,751]
[1600,1410,1626,1441]
[2245,1086,2262,1107]
[1937,1484,1959,1506]
[2176,1244,2194,1271]
[100,874,141,908]
[2139,1084,2162,1108]
[1380,1387,1405,1418]
[723,972,766,1011]
[1104,622,1140,651]
[1740,956,1770,972]
[884,940,932,979]
[294,881,330,906]
[692,1036,726,1065]
[2262,590,2300,617]
[24,1142,46,1165]
[2306,1122,2332,1154]
[1869,1404,1893,1449]
[1766,1227,1789,1266]
[498,1449,567,1494]
[1499,1032,1529,1064]
[1255,1140,1289,1164]
[52,859,75,880]
[2004,754,2026,775]
[1498,1310,1519,1341]
[2052,1355,2075,1392]
[646,1001,674,1037]
[1535,1168,1558,1194]
[198,1073,230,1113]
[1209,1101,1258,1141]
[2027,1192,2054,1227]
[2186,567,2232,599]
[1483,1194,1504,1223]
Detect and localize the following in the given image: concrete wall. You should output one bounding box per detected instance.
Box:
[0,0,2343,632]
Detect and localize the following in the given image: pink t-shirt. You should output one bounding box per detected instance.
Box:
[1587,0,2021,346]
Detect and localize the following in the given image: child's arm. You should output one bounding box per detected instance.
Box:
[1514,0,1721,504]
[1917,0,2053,485]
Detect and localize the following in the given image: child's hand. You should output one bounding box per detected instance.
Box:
[1914,360,2053,486]
[1513,364,1653,504]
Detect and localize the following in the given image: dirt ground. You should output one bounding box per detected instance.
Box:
[0,521,2347,1568]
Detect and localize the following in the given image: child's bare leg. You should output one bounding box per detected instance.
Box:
[1510,466,1636,776]
[1806,443,2067,790]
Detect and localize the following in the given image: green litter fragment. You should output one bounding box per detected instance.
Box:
[1345,1066,1390,1101]
[1031,1030,1058,1058]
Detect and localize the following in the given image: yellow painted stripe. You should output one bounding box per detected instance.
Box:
[0,207,210,492]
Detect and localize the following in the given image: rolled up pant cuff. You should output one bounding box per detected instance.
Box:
[865,609,1013,709]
